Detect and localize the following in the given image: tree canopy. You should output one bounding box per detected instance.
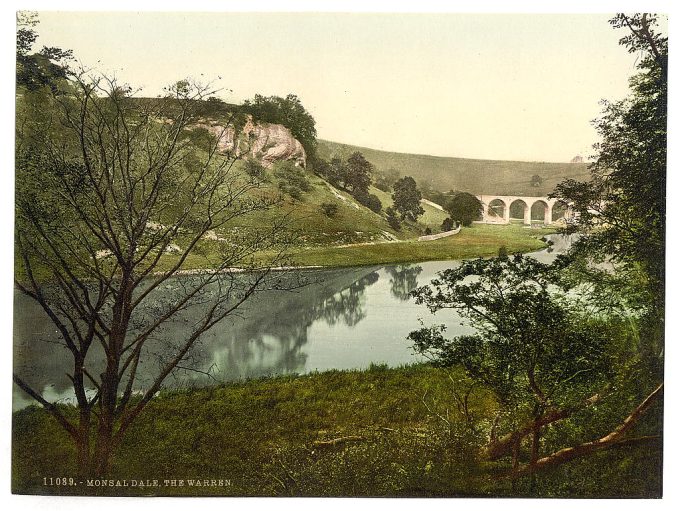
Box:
[392,176,424,221]
[444,192,482,227]
[551,12,666,365]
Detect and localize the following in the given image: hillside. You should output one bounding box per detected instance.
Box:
[318,140,591,197]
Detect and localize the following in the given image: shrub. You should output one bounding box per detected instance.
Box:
[385,207,401,231]
[441,217,454,232]
[243,158,267,181]
[274,160,312,199]
[353,189,382,213]
[320,202,339,218]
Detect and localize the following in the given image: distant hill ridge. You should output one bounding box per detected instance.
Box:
[317,140,590,197]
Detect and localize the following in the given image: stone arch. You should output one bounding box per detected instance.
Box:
[530,199,549,223]
[509,199,530,224]
[487,198,507,221]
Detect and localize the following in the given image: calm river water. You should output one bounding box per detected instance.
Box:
[12,234,573,410]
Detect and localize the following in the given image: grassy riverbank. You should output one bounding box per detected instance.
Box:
[12,364,661,497]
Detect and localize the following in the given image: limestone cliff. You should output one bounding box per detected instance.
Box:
[196,115,306,168]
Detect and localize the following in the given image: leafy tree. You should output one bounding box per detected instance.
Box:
[16,12,73,92]
[409,254,663,477]
[392,176,424,221]
[353,189,382,213]
[343,152,374,195]
[444,192,482,227]
[550,13,666,366]
[530,174,543,187]
[15,72,294,477]
[243,93,317,158]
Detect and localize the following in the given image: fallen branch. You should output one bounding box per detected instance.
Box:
[485,392,602,461]
[510,383,663,479]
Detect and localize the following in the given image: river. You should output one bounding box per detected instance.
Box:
[12,234,573,410]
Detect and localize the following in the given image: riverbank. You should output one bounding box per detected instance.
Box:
[12,364,660,497]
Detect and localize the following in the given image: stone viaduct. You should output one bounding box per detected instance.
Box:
[476,195,573,225]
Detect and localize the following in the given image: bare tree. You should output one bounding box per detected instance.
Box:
[15,72,296,476]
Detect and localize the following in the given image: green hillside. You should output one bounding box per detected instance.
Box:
[318,140,591,197]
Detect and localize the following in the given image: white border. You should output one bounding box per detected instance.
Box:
[2,1,677,511]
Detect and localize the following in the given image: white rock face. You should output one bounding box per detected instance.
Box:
[196,116,306,168]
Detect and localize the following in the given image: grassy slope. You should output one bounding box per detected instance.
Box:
[12,364,661,497]
[318,140,591,197]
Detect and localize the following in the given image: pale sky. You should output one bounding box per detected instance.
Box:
[32,12,647,162]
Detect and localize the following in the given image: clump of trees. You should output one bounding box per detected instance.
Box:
[409,253,662,479]
[314,151,383,213]
[385,207,401,231]
[551,12,666,372]
[16,12,73,92]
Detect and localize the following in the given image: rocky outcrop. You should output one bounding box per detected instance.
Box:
[196,115,306,168]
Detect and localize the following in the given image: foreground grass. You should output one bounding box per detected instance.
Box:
[13,364,661,497]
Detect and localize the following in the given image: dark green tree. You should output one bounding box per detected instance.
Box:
[385,207,401,231]
[392,176,424,221]
[444,192,482,227]
[16,12,73,93]
[530,174,543,187]
[551,13,666,366]
[441,217,455,232]
[343,152,374,195]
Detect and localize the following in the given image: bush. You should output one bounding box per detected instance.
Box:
[441,217,454,232]
[320,202,339,218]
[424,227,432,235]
[353,189,382,213]
[243,158,267,181]
[385,207,401,231]
[274,160,312,199]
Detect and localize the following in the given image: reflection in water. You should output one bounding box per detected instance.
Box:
[14,236,570,410]
[385,265,423,301]
[13,266,383,408]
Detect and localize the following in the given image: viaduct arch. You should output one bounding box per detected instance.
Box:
[476,195,573,225]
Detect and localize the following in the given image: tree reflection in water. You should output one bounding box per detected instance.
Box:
[13,266,383,406]
[202,268,381,381]
[385,265,423,301]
